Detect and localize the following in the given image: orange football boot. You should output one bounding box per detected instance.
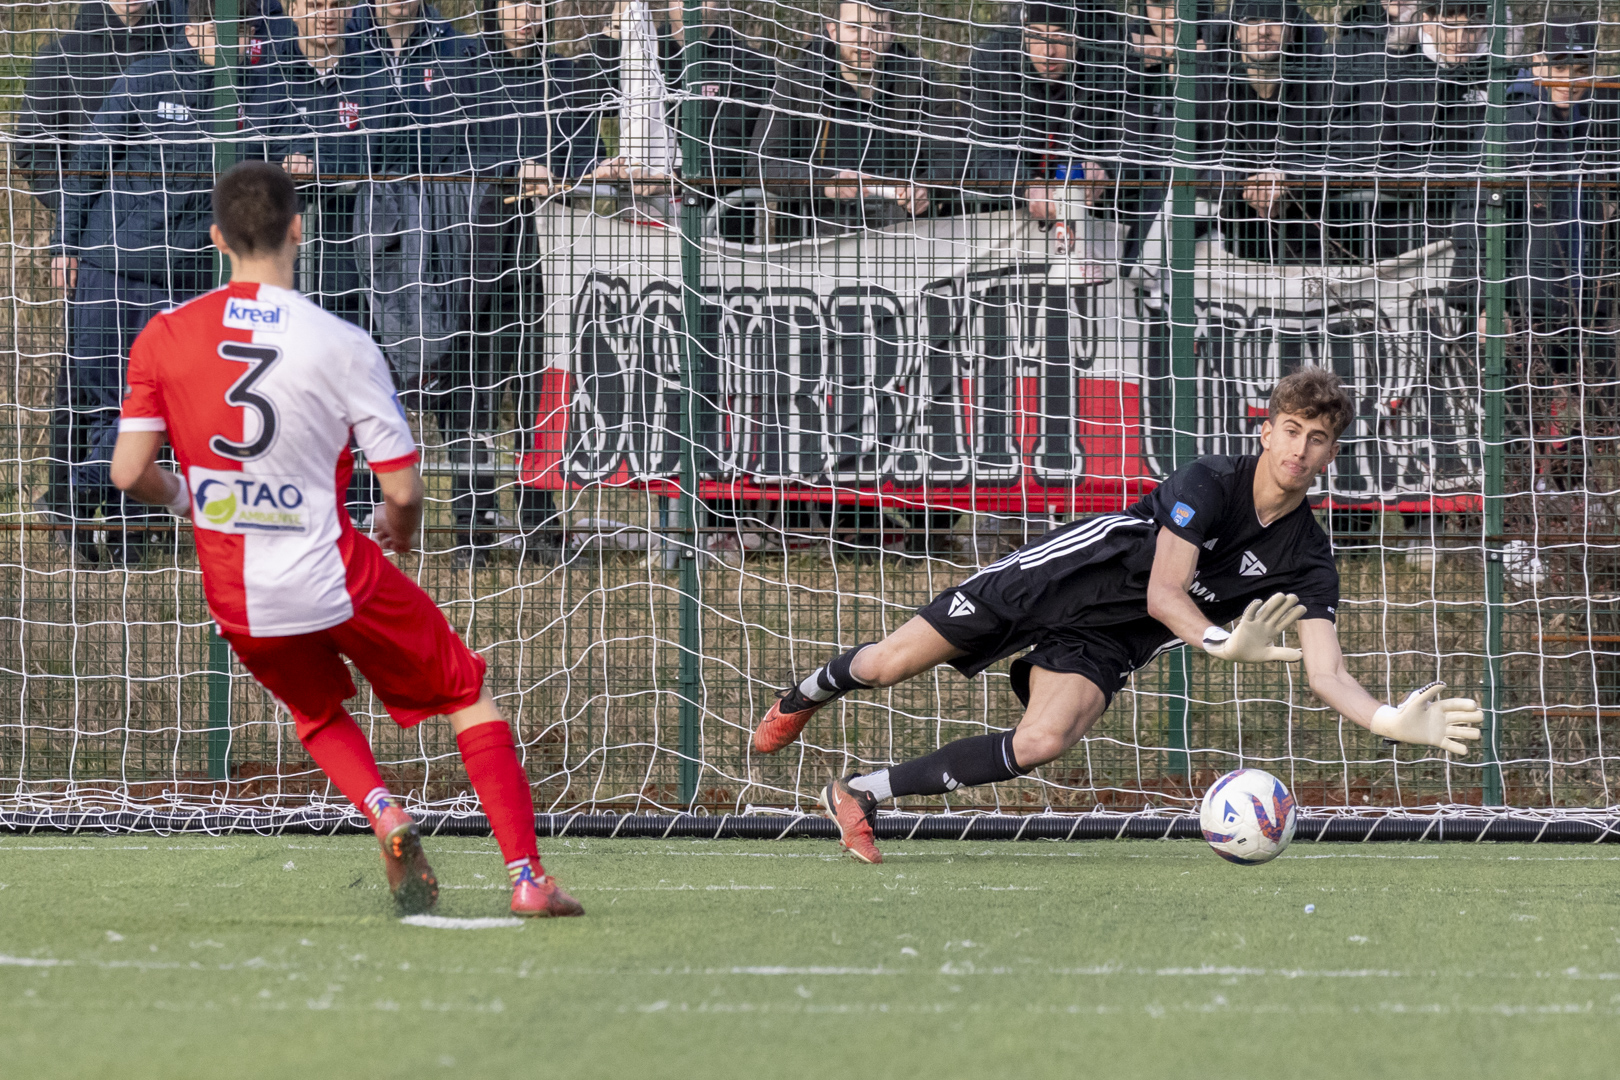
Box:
[820,776,882,864]
[372,802,438,914]
[509,860,585,918]
[752,687,828,754]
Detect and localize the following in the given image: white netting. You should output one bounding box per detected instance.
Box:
[2,0,1616,824]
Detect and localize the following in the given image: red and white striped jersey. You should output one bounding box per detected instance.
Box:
[120,281,419,637]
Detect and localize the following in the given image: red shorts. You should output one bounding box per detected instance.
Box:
[223,558,486,737]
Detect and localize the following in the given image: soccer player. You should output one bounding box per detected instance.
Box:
[108,161,583,917]
[752,368,1485,863]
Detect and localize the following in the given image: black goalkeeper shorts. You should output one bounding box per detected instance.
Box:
[915,517,1178,708]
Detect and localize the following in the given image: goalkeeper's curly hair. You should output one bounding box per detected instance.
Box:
[1270,367,1354,439]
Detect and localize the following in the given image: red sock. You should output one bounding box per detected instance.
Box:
[456,722,540,868]
[300,712,387,820]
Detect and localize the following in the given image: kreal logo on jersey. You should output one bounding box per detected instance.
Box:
[1171,501,1196,527]
[222,297,288,334]
[189,467,309,534]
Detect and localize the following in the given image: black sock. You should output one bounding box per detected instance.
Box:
[792,643,875,703]
[887,730,1031,798]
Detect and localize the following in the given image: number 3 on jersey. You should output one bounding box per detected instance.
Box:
[210,341,282,460]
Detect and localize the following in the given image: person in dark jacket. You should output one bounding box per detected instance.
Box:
[1332,0,1422,66]
[254,0,389,526]
[54,0,299,563]
[752,0,955,234]
[345,0,506,560]
[1323,0,1490,268]
[20,0,175,543]
[19,1,178,209]
[1342,0,1490,173]
[1196,0,1332,264]
[1116,0,1181,263]
[961,2,1123,227]
[427,0,602,565]
[354,0,486,176]
[1320,0,1428,260]
[1450,12,1619,377]
[262,0,380,324]
[480,1,598,188]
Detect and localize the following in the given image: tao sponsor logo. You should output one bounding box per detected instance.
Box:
[191,469,309,534]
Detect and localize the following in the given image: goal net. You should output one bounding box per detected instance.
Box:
[2,0,1615,834]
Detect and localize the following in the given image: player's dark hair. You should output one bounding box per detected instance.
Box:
[1270,367,1353,439]
[212,161,299,257]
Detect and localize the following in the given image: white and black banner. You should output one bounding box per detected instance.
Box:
[524,205,1481,505]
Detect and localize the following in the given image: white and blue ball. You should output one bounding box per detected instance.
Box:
[1199,768,1297,864]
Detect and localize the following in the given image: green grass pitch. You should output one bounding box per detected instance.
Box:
[2,835,1617,1079]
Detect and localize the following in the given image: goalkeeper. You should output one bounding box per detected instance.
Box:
[753,368,1484,863]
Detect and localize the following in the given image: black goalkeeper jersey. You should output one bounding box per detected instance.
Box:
[919,453,1339,701]
[1127,453,1340,625]
[950,453,1339,634]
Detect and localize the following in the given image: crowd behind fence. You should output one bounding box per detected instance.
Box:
[3,0,1620,818]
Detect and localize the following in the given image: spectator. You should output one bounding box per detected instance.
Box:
[261,0,376,323]
[1118,0,1182,262]
[19,0,174,549]
[482,0,598,191]
[355,0,484,183]
[349,0,500,561]
[1318,0,1490,271]
[1326,0,1423,163]
[54,0,299,564]
[256,0,387,526]
[1450,12,1619,379]
[752,0,954,233]
[1196,0,1332,263]
[437,0,600,565]
[1342,0,1491,175]
[1321,0,1427,260]
[962,2,1123,228]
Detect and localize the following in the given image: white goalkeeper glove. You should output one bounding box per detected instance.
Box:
[1201,592,1305,663]
[162,473,191,517]
[1370,682,1484,756]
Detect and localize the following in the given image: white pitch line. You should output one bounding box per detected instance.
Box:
[399,915,524,930]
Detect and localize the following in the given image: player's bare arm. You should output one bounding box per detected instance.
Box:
[1147,528,1304,662]
[1298,618,1484,756]
[110,428,187,513]
[372,465,425,556]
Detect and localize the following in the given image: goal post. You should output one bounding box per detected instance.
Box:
[3,0,1618,836]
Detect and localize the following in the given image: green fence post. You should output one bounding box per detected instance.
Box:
[209,631,232,779]
[1163,0,1202,780]
[207,0,241,782]
[675,0,707,807]
[1480,0,1508,805]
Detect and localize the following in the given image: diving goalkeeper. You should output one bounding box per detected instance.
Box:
[753,367,1484,863]
[109,161,582,918]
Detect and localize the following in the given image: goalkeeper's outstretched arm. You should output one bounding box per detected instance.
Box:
[1297,618,1484,756]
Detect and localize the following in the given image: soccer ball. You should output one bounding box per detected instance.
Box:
[1199,768,1297,865]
